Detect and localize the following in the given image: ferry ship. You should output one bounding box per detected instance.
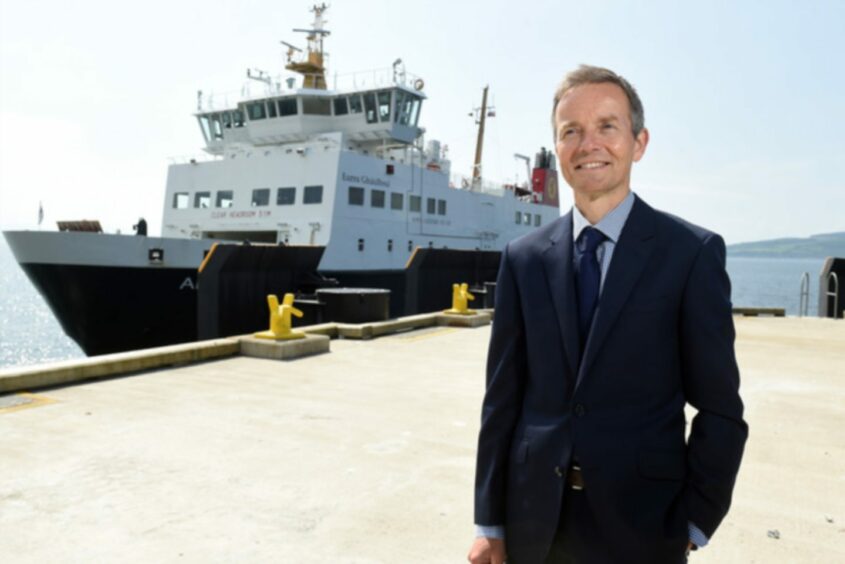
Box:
[3,4,560,355]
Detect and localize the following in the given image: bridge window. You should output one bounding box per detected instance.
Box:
[371,189,385,208]
[377,90,392,122]
[334,97,348,116]
[216,190,234,208]
[438,199,446,215]
[247,101,266,120]
[173,192,189,209]
[410,195,421,212]
[394,90,422,125]
[363,93,378,124]
[391,192,403,210]
[251,188,270,206]
[221,112,232,129]
[409,97,422,126]
[278,98,298,116]
[515,211,521,224]
[266,100,278,118]
[394,90,406,123]
[535,214,541,227]
[348,95,363,114]
[349,186,364,206]
[304,185,323,204]
[194,191,211,208]
[233,110,245,128]
[302,97,331,115]
[277,187,296,205]
[426,198,436,214]
[523,212,531,225]
[397,94,415,126]
[198,116,211,141]
[209,115,223,139]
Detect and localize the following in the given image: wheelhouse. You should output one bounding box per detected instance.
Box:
[196,86,424,153]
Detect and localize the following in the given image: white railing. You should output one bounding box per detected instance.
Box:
[448,173,509,197]
[332,67,424,93]
[196,67,424,113]
[197,85,285,112]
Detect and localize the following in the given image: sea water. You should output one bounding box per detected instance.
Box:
[0,236,85,368]
[727,255,827,315]
[0,236,830,369]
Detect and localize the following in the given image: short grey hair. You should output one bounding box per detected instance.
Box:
[551,65,645,139]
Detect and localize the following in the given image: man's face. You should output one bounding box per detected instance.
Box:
[554,82,648,202]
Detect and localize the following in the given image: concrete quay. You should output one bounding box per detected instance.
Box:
[0,311,493,394]
[0,316,843,562]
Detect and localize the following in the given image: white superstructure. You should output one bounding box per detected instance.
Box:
[160,4,558,272]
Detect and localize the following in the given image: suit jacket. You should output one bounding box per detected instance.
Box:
[474,195,748,563]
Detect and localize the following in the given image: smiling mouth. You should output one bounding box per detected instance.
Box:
[575,162,610,170]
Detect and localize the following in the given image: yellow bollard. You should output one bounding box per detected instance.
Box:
[443,282,477,315]
[254,293,306,340]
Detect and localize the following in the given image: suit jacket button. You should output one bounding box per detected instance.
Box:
[574,403,586,417]
[554,466,563,477]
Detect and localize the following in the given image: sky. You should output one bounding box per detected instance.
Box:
[1,0,843,245]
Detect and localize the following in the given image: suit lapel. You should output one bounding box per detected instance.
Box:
[541,212,580,376]
[576,197,657,390]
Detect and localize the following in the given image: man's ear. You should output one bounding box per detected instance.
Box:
[633,128,649,162]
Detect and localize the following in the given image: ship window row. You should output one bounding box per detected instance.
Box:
[198,90,423,140]
[347,186,446,215]
[172,186,324,209]
[515,211,542,227]
[200,111,247,140]
[247,90,420,125]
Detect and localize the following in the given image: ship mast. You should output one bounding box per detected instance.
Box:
[282,3,330,89]
[470,85,495,189]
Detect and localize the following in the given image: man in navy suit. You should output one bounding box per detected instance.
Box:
[467,66,748,564]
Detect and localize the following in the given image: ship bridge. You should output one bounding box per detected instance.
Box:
[196,83,425,154]
[195,4,426,155]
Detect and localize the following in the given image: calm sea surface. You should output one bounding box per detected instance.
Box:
[0,236,829,369]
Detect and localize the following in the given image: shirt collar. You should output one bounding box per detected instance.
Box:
[572,191,636,245]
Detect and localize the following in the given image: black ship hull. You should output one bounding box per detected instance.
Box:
[12,234,501,357]
[19,262,199,356]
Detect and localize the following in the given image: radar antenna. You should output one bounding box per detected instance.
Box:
[280,41,303,58]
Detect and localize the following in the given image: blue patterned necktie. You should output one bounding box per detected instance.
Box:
[575,226,607,347]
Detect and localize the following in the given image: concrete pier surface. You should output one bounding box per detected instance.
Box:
[1,317,843,562]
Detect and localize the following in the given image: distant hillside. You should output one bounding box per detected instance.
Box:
[727,231,845,259]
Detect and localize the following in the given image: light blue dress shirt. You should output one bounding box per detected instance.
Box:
[571,190,635,293]
[476,192,708,549]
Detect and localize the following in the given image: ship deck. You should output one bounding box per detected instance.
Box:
[1,317,843,562]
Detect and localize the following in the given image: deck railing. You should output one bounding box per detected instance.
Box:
[196,67,424,113]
